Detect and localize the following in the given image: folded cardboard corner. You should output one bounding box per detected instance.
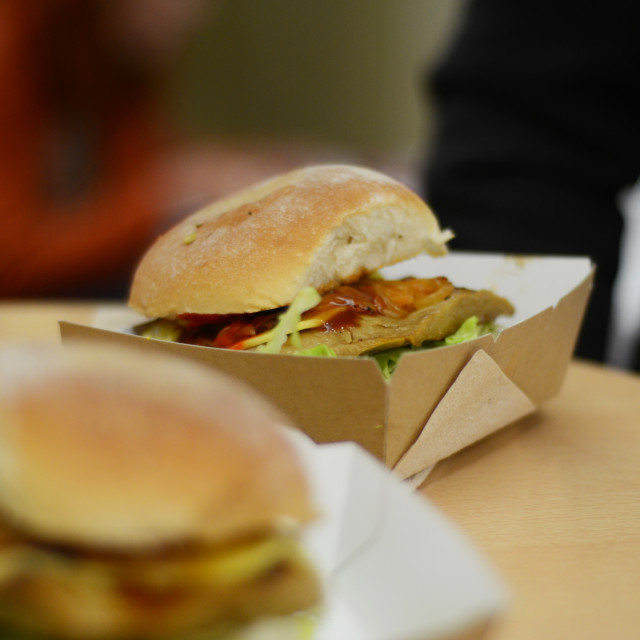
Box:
[393,349,536,480]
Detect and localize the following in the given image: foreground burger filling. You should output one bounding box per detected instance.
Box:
[0,518,320,638]
[139,276,515,367]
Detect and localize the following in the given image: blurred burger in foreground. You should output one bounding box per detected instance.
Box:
[129,164,514,367]
[0,343,321,639]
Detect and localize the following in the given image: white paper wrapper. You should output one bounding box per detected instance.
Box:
[285,429,509,640]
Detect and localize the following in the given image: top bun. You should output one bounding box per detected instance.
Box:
[0,343,315,550]
[129,164,453,317]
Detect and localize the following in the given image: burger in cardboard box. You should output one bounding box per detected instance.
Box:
[60,165,593,478]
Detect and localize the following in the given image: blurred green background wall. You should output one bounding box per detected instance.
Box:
[165,0,463,159]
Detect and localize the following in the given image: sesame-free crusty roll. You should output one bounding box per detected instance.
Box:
[129,164,453,318]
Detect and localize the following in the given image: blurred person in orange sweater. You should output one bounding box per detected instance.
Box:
[0,1,209,298]
[0,0,214,298]
[1,0,310,299]
[0,1,358,299]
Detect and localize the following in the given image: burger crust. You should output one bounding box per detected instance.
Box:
[128,164,453,317]
[0,344,316,550]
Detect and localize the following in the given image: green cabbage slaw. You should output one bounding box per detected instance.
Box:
[286,314,493,379]
[370,315,494,379]
[255,287,321,354]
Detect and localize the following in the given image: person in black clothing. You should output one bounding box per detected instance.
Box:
[422,0,640,366]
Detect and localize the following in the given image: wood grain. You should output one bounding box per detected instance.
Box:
[422,360,640,640]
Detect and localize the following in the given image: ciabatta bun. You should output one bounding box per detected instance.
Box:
[129,164,453,317]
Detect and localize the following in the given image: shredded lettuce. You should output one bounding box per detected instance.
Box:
[372,316,494,380]
[208,610,320,640]
[285,315,494,378]
[256,287,322,354]
[142,608,320,640]
[139,319,181,342]
[440,315,484,345]
[294,344,337,358]
[372,348,404,381]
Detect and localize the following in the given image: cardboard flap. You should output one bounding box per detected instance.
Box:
[60,321,389,459]
[393,350,536,479]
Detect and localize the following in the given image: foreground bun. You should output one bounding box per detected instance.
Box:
[0,343,321,639]
[129,164,453,317]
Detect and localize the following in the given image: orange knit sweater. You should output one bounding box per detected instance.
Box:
[0,1,164,297]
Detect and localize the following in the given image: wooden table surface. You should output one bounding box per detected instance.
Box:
[1,301,639,640]
[422,356,640,640]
